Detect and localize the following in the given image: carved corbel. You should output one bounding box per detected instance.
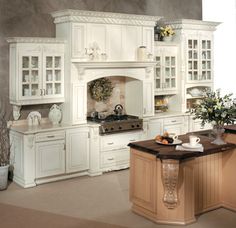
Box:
[12,105,21,121]
[78,67,85,80]
[161,159,180,209]
[27,135,35,149]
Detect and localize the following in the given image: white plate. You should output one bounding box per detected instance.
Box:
[182,143,202,149]
[155,139,182,146]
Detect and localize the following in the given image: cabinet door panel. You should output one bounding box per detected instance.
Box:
[36,140,65,178]
[164,124,183,135]
[148,119,163,139]
[143,81,154,117]
[142,27,154,55]
[66,128,89,173]
[72,23,87,58]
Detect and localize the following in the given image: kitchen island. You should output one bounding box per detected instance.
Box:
[128,128,236,225]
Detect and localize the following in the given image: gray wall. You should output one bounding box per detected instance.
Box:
[0,0,202,120]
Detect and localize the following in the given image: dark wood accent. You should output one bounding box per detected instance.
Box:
[224,124,236,134]
[128,134,236,160]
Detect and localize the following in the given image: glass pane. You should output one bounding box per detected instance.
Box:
[188,40,192,49]
[202,40,206,49]
[207,51,211,59]
[188,72,192,81]
[188,61,192,70]
[46,70,53,81]
[207,41,211,49]
[165,57,170,66]
[22,70,30,82]
[156,56,161,66]
[31,70,39,82]
[22,57,29,68]
[171,78,175,87]
[207,61,211,69]
[31,57,38,68]
[54,57,61,68]
[46,57,53,68]
[165,79,170,88]
[202,61,206,69]
[165,68,170,77]
[194,61,198,69]
[202,71,206,80]
[46,83,53,95]
[194,71,198,80]
[22,85,30,96]
[55,70,61,81]
[171,57,175,66]
[156,68,160,78]
[188,51,192,59]
[207,71,211,80]
[193,40,198,49]
[202,51,206,59]
[193,51,198,59]
[31,84,39,96]
[156,79,161,89]
[171,68,175,77]
[55,83,61,94]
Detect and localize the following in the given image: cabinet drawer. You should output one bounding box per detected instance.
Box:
[35,131,65,142]
[100,149,129,168]
[100,131,142,152]
[164,117,183,125]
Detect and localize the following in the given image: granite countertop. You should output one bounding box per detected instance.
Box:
[224,124,236,134]
[128,134,236,160]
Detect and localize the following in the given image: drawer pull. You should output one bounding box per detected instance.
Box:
[171,120,177,123]
[129,139,136,142]
[47,135,55,138]
[107,157,114,161]
[107,142,114,145]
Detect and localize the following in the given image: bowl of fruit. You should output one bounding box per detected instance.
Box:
[155,132,182,145]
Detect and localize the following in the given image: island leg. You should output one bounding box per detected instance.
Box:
[161,159,179,209]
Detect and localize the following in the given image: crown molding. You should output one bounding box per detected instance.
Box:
[51,9,162,26]
[162,19,221,31]
[6,37,67,44]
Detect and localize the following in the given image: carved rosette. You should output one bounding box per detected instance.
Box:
[161,159,180,209]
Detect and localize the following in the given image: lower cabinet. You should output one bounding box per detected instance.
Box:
[148,119,163,139]
[163,116,186,135]
[189,117,212,132]
[66,127,89,173]
[36,139,65,178]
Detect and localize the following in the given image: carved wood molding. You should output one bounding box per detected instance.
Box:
[161,159,180,209]
[51,10,162,26]
[6,37,66,44]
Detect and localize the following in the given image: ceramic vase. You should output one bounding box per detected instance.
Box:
[163,36,173,42]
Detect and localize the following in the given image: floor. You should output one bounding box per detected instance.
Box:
[1,170,236,228]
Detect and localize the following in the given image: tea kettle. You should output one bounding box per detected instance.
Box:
[114,104,124,116]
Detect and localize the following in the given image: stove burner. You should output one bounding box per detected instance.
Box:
[87,114,143,135]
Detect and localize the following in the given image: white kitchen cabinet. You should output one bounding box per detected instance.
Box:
[143,81,154,117]
[142,26,154,55]
[147,119,163,139]
[154,43,178,95]
[35,131,66,178]
[7,38,65,111]
[66,127,89,173]
[189,116,212,132]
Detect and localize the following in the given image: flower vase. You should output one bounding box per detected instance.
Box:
[211,125,226,145]
[163,36,173,42]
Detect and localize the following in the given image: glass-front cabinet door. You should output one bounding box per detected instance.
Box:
[43,54,64,98]
[154,44,178,94]
[187,36,212,83]
[20,53,41,99]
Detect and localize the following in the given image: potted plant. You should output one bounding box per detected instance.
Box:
[160,25,175,42]
[191,89,236,145]
[0,111,11,190]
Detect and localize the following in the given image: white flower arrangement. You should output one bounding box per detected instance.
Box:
[191,89,236,126]
[160,25,175,37]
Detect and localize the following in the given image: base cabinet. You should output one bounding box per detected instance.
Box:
[66,128,89,173]
[36,140,65,178]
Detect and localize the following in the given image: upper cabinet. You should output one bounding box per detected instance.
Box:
[166,19,220,85]
[52,10,161,61]
[7,38,65,106]
[154,42,178,95]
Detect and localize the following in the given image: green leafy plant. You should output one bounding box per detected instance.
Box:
[191,89,236,126]
[88,78,114,102]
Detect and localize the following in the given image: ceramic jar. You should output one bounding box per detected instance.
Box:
[137,46,147,61]
[48,104,62,125]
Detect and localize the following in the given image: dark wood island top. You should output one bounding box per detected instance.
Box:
[128,134,236,160]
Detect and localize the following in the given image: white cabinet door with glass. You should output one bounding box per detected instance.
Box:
[7,38,65,107]
[186,33,213,83]
[154,43,178,95]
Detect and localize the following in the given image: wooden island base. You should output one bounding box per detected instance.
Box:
[129,133,236,225]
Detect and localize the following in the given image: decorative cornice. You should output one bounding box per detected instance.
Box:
[6,37,67,44]
[162,19,221,31]
[72,60,157,69]
[51,9,162,26]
